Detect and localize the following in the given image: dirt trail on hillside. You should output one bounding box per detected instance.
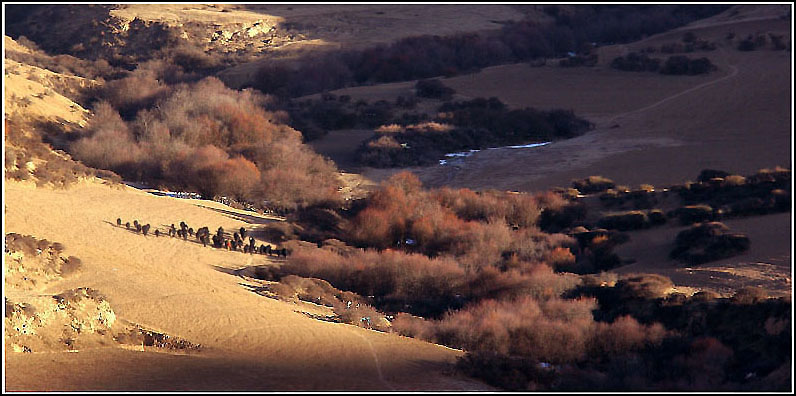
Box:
[4,180,489,391]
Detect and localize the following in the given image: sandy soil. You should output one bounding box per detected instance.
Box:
[239,4,527,48]
[3,179,490,391]
[4,58,92,127]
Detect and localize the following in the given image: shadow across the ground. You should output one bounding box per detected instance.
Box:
[196,205,283,225]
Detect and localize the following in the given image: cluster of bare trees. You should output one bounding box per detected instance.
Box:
[73,77,342,212]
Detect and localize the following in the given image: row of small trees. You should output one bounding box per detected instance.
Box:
[611,52,716,75]
[251,5,731,97]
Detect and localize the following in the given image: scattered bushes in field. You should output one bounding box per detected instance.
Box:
[735,33,784,51]
[269,166,782,392]
[5,118,106,188]
[565,275,791,391]
[658,32,717,53]
[5,233,80,286]
[675,167,790,218]
[768,33,787,50]
[670,222,750,265]
[248,5,728,97]
[611,53,715,75]
[6,38,120,81]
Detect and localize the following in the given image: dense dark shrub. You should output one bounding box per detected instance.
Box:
[648,209,667,226]
[572,176,616,194]
[660,55,716,75]
[676,168,790,218]
[566,277,791,391]
[737,38,757,51]
[243,6,728,97]
[415,79,455,100]
[456,352,557,391]
[597,211,649,231]
[539,201,587,233]
[730,286,769,305]
[611,52,661,72]
[559,54,598,67]
[697,169,731,182]
[394,294,667,390]
[615,274,674,300]
[298,99,358,130]
[281,245,468,318]
[672,204,716,225]
[768,33,787,50]
[356,98,591,167]
[660,35,717,53]
[670,222,750,264]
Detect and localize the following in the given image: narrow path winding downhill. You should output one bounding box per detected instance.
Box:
[352,330,396,390]
[609,63,739,126]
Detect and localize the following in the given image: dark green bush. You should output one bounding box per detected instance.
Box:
[572,176,616,194]
[672,205,716,225]
[670,222,750,265]
[415,79,455,100]
[597,211,649,231]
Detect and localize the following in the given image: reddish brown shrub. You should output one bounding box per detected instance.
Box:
[285,245,467,317]
[589,315,667,357]
[100,71,171,118]
[71,77,341,210]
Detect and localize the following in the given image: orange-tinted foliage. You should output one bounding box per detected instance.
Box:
[71,77,341,210]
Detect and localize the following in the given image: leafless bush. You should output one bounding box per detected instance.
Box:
[70,77,342,211]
